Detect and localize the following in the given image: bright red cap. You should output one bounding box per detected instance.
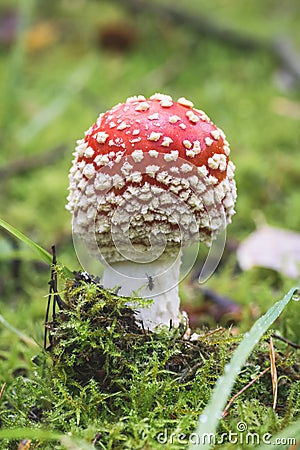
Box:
[67,93,236,262]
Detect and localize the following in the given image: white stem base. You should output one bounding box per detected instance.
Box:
[102,253,182,330]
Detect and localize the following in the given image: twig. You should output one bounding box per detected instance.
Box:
[269,337,278,411]
[222,366,270,417]
[112,0,300,86]
[202,327,226,337]
[44,245,67,350]
[114,0,266,50]
[0,382,6,400]
[272,333,300,350]
[0,145,67,181]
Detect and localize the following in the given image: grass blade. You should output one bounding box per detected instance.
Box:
[0,218,52,264]
[0,218,73,277]
[0,314,38,348]
[0,428,61,441]
[0,428,96,449]
[188,287,299,450]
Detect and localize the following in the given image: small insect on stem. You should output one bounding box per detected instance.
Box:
[146,273,154,291]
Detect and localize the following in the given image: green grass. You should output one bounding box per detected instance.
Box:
[0,0,300,448]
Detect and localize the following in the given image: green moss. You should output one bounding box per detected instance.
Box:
[0,273,299,449]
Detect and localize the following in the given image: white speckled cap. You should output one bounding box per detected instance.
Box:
[67,94,236,262]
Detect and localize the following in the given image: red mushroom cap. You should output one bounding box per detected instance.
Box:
[67,93,236,262]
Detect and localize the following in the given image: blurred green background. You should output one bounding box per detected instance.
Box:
[1,0,300,377]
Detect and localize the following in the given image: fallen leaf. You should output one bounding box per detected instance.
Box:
[26,21,58,52]
[237,225,300,278]
[272,97,300,120]
[17,440,32,450]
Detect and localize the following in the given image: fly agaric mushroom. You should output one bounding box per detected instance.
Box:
[66,93,236,329]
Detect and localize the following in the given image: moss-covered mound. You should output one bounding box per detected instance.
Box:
[48,272,239,392]
[0,272,299,449]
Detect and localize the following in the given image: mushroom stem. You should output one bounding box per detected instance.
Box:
[101,252,182,329]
